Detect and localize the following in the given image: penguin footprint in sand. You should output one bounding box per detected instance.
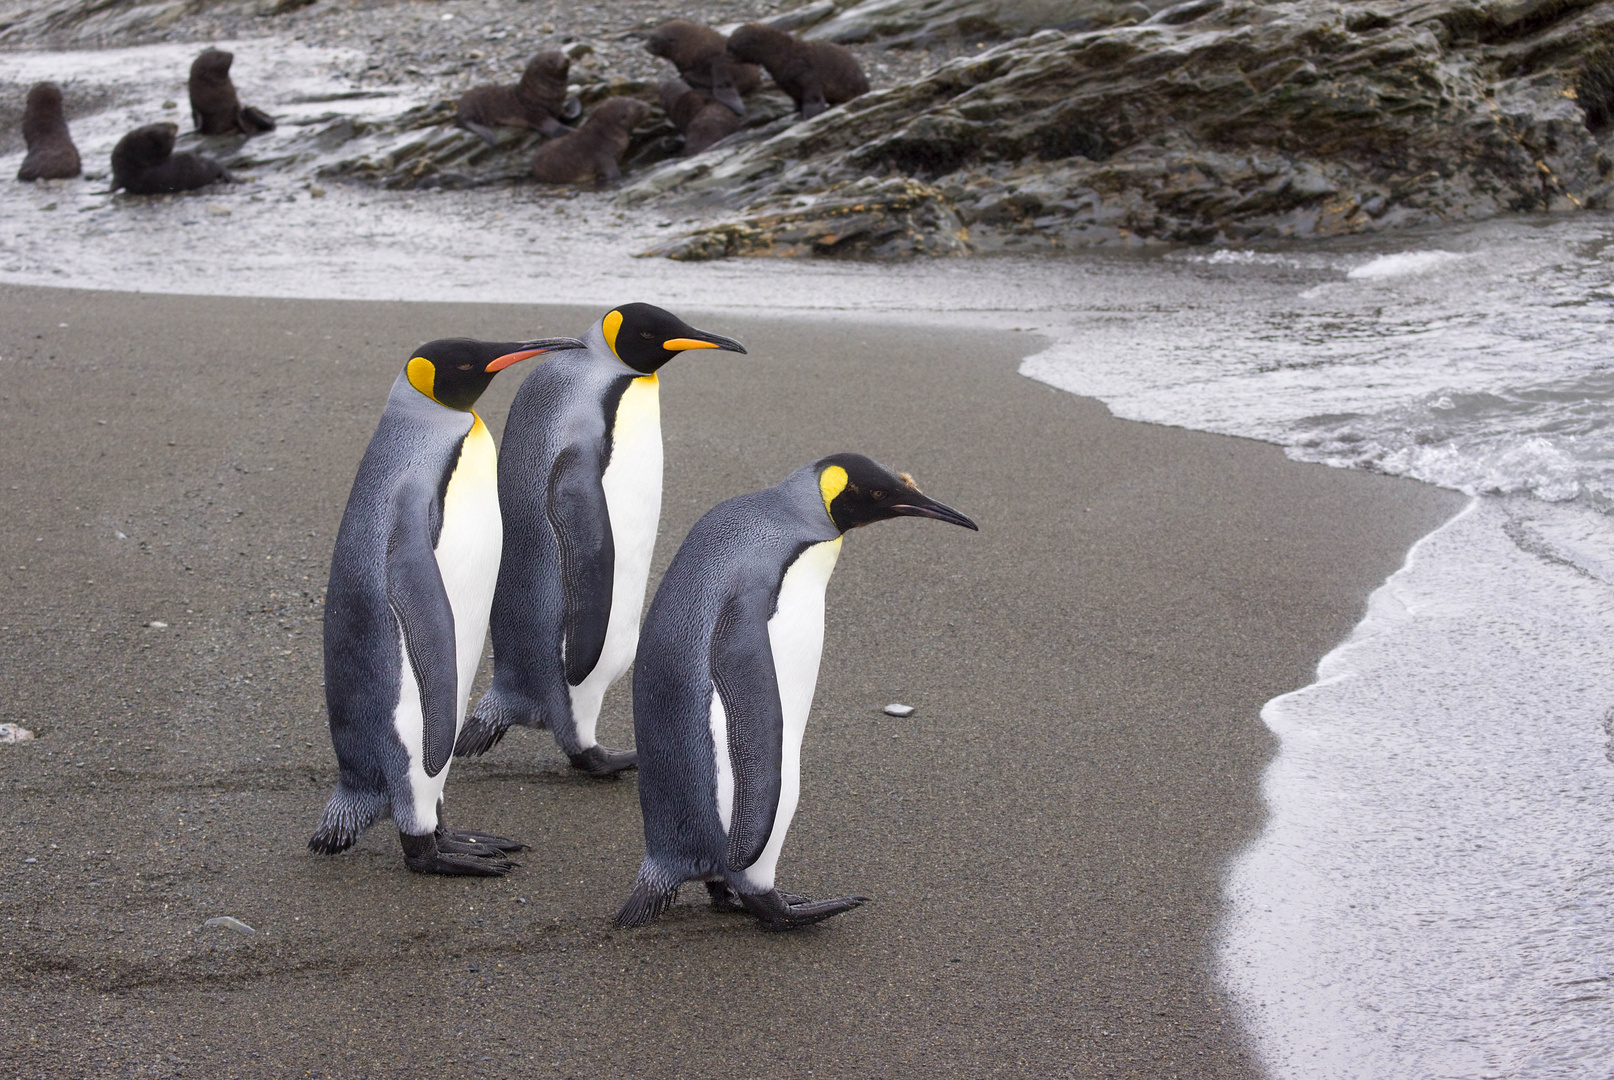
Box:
[458,304,746,777]
[617,454,977,930]
[309,334,584,876]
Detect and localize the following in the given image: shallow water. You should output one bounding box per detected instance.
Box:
[6,36,1614,1078]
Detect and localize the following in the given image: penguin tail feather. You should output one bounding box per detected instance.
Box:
[308,785,387,855]
[454,694,517,758]
[614,861,681,928]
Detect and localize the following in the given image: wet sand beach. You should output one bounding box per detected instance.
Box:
[0,283,1464,1079]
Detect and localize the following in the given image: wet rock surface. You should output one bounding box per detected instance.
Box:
[631,0,1614,255]
[5,0,1614,255]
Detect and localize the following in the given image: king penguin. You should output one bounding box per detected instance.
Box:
[455,303,747,776]
[616,454,977,929]
[308,334,583,875]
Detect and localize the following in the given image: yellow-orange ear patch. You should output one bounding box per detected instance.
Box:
[602,309,624,357]
[819,465,849,518]
[406,357,437,402]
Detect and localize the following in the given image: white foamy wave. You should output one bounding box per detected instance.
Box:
[1022,218,1614,509]
[1222,497,1614,1079]
[1346,250,1466,278]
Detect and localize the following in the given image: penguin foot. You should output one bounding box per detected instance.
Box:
[705,881,746,913]
[740,888,868,931]
[400,831,515,877]
[569,744,638,777]
[437,830,529,856]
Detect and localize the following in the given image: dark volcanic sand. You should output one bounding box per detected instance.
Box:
[0,284,1463,1078]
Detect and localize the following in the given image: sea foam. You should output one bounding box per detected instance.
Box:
[1222,497,1614,1079]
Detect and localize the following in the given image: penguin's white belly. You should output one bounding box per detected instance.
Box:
[740,536,842,890]
[435,418,502,708]
[392,418,500,831]
[570,375,661,744]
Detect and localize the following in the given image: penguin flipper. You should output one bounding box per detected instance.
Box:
[547,445,614,686]
[386,508,460,778]
[711,594,784,873]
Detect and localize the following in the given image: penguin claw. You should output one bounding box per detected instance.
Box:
[740,888,868,930]
[568,744,638,777]
[400,832,516,877]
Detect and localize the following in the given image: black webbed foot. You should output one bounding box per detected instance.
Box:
[569,744,638,777]
[400,831,515,876]
[706,881,746,912]
[740,888,868,930]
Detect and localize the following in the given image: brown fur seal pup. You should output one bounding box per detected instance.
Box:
[531,97,652,184]
[189,48,276,136]
[645,19,760,117]
[456,50,577,144]
[657,78,741,157]
[110,122,232,195]
[726,23,869,120]
[17,82,81,181]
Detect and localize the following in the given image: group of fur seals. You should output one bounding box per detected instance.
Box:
[16,48,271,193]
[17,83,81,181]
[726,22,869,120]
[188,48,276,136]
[530,97,652,184]
[110,122,232,195]
[658,77,742,156]
[455,50,581,144]
[310,301,977,933]
[646,19,761,117]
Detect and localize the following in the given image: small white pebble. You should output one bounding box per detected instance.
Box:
[0,723,35,744]
[145,620,168,628]
[884,703,916,718]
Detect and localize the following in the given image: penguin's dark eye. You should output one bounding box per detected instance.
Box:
[457,364,473,371]
[641,331,655,339]
[871,490,886,500]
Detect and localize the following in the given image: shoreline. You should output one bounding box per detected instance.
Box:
[0,283,1465,1077]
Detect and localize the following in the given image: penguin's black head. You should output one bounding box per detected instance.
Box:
[601,302,746,374]
[405,336,584,410]
[814,453,978,534]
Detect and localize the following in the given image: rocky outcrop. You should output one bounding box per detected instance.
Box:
[639,176,971,257]
[630,0,1614,256]
[803,0,1151,45]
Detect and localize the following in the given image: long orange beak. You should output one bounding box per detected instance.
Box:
[486,349,543,372]
[662,331,746,353]
[485,336,585,372]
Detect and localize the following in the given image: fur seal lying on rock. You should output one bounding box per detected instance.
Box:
[646,19,761,117]
[189,49,276,136]
[726,23,869,119]
[111,122,232,195]
[17,82,81,181]
[530,97,652,185]
[658,78,742,156]
[456,50,579,144]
